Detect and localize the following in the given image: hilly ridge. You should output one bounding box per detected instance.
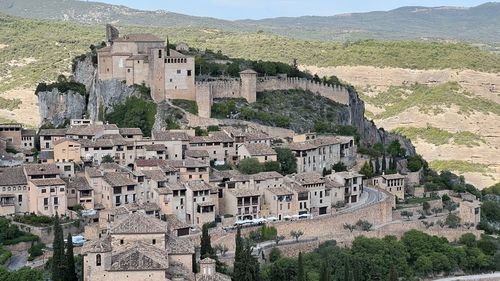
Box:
[0,0,499,43]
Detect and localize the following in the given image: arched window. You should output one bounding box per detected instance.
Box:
[96,254,101,266]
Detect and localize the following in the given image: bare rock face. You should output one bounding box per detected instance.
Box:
[87,79,139,121]
[37,89,86,127]
[347,88,416,156]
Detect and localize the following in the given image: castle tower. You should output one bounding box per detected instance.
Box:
[239,69,257,103]
[150,47,166,102]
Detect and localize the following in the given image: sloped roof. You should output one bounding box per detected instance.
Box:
[63,176,92,191]
[119,128,143,135]
[103,172,136,187]
[142,169,169,182]
[242,143,276,156]
[39,128,67,136]
[24,163,59,176]
[30,178,66,186]
[110,212,168,234]
[166,157,208,168]
[82,236,112,253]
[185,150,209,158]
[110,241,169,271]
[0,167,27,186]
[185,180,214,192]
[293,172,324,185]
[145,144,167,151]
[167,235,195,255]
[190,131,233,143]
[251,171,283,181]
[152,131,190,141]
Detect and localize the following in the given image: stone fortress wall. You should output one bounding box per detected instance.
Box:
[194,75,351,118]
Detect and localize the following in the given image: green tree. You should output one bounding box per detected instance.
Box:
[407,155,425,172]
[275,148,297,175]
[319,261,331,281]
[106,97,157,137]
[388,140,405,157]
[101,154,114,163]
[263,161,281,173]
[297,252,305,281]
[238,158,263,174]
[360,161,374,178]
[51,213,65,281]
[382,154,387,172]
[65,233,77,281]
[233,227,260,281]
[200,223,214,259]
[269,248,282,263]
[332,161,347,172]
[290,230,304,242]
[445,213,460,228]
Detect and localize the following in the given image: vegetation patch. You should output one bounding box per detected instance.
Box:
[393,126,485,147]
[212,90,351,134]
[34,75,86,96]
[106,96,157,137]
[429,160,493,174]
[0,217,39,245]
[360,82,500,119]
[172,99,199,115]
[0,96,22,111]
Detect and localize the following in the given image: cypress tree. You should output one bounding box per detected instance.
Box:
[166,37,171,56]
[65,233,77,281]
[297,252,305,281]
[382,154,387,172]
[375,157,381,175]
[51,213,65,281]
[200,223,213,259]
[233,228,260,281]
[319,261,331,281]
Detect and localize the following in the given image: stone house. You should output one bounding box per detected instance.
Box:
[287,136,346,173]
[152,131,192,161]
[224,188,261,221]
[24,164,68,216]
[291,172,331,216]
[64,176,94,209]
[238,143,277,163]
[118,128,143,140]
[372,173,405,205]
[184,149,210,162]
[82,212,195,281]
[144,144,168,160]
[101,172,138,209]
[459,199,481,226]
[196,258,231,281]
[329,171,364,205]
[0,167,29,215]
[262,187,296,220]
[39,128,67,151]
[21,129,36,151]
[53,139,82,163]
[188,131,235,165]
[184,180,218,227]
[285,179,310,216]
[0,123,22,149]
[166,158,210,182]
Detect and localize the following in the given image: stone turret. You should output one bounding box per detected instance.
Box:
[105,24,119,44]
[240,69,257,103]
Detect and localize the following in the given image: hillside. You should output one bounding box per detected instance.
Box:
[1,0,500,43]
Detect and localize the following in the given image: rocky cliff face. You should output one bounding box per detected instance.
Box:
[347,87,416,155]
[37,53,139,126]
[37,89,86,127]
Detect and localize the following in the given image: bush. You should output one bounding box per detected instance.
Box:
[28,242,45,261]
[35,75,86,96]
[445,213,460,228]
[269,248,282,263]
[106,96,157,137]
[172,99,198,115]
[238,158,263,174]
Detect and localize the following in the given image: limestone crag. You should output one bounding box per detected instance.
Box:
[347,88,416,155]
[37,89,86,127]
[86,78,139,121]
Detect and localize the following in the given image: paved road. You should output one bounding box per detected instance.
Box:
[432,273,500,281]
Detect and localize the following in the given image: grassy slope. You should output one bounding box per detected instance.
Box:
[360,82,500,119]
[1,14,500,100]
[393,126,485,147]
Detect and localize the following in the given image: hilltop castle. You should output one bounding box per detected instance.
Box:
[97,25,349,118]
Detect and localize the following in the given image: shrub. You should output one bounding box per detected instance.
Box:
[106,96,157,137]
[172,99,198,115]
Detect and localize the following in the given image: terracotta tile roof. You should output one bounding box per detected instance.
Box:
[267,187,293,196]
[284,179,309,194]
[135,159,178,173]
[30,178,66,186]
[189,131,233,144]
[251,171,283,181]
[82,236,112,253]
[166,158,208,168]
[103,172,136,187]
[142,169,169,182]
[185,180,214,192]
[144,144,167,151]
[114,33,163,42]
[110,241,169,271]
[63,176,92,191]
[246,132,272,141]
[53,138,80,146]
[381,173,405,180]
[242,143,276,156]
[185,150,209,158]
[293,172,324,185]
[119,128,143,135]
[111,202,160,215]
[333,171,363,179]
[165,214,190,231]
[0,167,27,186]
[39,128,67,136]
[167,235,195,255]
[110,212,168,234]
[167,182,186,191]
[77,138,114,148]
[21,129,36,137]
[152,131,190,141]
[24,164,59,176]
[227,188,261,197]
[287,136,352,151]
[85,167,103,178]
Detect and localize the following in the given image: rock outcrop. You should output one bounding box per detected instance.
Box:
[347,87,416,155]
[37,89,86,127]
[37,53,139,126]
